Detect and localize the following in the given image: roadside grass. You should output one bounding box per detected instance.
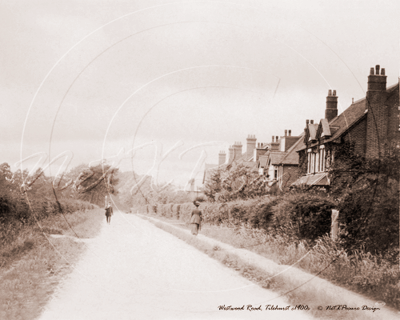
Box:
[0,207,104,320]
[139,212,400,312]
[142,216,351,320]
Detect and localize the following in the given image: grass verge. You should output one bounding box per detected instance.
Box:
[0,208,104,320]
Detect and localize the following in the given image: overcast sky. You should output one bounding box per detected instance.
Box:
[1,0,399,188]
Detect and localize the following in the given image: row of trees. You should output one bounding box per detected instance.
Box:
[203,163,272,202]
[0,162,120,224]
[117,171,193,209]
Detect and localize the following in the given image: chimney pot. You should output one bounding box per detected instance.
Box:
[284,130,287,136]
[328,89,332,96]
[272,136,274,142]
[368,65,387,92]
[370,67,374,75]
[310,120,314,124]
[288,130,291,136]
[352,98,354,103]
[276,136,279,141]
[326,89,338,122]
[306,119,309,125]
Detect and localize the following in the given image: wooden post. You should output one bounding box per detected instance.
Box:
[331,209,339,241]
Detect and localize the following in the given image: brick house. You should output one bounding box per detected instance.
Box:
[255,131,302,190]
[293,65,400,187]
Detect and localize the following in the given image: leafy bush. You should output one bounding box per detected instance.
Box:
[330,142,399,255]
[203,163,270,202]
[281,192,335,242]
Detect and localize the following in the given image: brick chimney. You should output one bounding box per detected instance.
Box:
[270,136,279,151]
[325,89,338,122]
[233,141,242,160]
[304,120,309,141]
[228,146,234,163]
[218,150,226,165]
[246,135,256,160]
[366,65,388,159]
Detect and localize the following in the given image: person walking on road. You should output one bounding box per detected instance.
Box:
[105,201,113,224]
[190,200,202,236]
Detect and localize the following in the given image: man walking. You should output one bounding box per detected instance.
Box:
[105,201,113,224]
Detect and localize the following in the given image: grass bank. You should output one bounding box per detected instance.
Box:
[138,212,400,319]
[136,199,400,311]
[0,207,104,320]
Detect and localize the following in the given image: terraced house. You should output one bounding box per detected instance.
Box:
[256,131,301,188]
[203,65,400,191]
[293,65,400,188]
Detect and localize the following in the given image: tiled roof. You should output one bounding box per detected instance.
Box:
[279,133,305,165]
[258,155,268,167]
[324,82,398,143]
[270,151,287,165]
[242,161,258,170]
[297,98,367,151]
[324,98,367,143]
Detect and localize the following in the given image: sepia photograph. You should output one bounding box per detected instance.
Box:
[0,0,400,319]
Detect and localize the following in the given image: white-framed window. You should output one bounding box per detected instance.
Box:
[320,148,325,172]
[316,152,320,172]
[310,153,315,173]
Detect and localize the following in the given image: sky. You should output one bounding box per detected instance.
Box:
[0,0,399,189]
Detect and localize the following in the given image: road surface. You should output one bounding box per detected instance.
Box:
[38,212,314,320]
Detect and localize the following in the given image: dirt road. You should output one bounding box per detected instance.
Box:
[38,212,314,320]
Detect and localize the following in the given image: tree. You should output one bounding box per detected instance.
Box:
[204,163,269,202]
[74,164,119,207]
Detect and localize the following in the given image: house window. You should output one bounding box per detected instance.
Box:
[320,148,325,172]
[310,153,315,174]
[274,169,278,179]
[316,152,320,172]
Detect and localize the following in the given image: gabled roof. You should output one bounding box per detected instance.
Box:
[308,124,319,141]
[322,82,398,144]
[258,154,268,167]
[270,151,287,165]
[242,161,258,170]
[298,98,368,151]
[318,119,331,138]
[279,133,305,165]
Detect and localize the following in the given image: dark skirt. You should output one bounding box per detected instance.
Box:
[191,223,199,235]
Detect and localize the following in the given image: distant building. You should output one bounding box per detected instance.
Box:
[255,130,302,190]
[202,135,259,186]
